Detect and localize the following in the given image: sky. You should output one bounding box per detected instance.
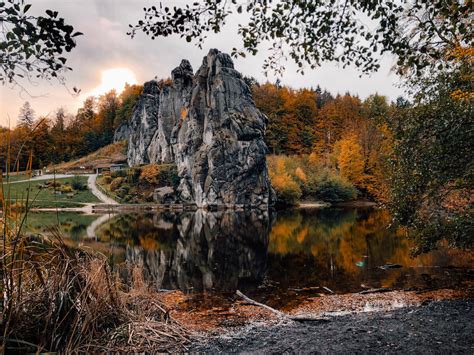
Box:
[0,0,405,127]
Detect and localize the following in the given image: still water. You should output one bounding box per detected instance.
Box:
[24,207,473,304]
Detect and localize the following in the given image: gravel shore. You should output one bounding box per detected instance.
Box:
[193,299,474,354]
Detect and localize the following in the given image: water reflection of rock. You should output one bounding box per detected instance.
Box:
[124,210,271,293]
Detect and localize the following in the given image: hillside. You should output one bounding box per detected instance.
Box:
[51,141,127,173]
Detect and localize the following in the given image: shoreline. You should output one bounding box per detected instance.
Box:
[192,298,474,353]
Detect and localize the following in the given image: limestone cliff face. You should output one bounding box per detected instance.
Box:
[119,49,274,208]
[126,80,161,166]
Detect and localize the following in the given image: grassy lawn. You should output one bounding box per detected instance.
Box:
[23,212,99,240]
[2,176,100,208]
[1,174,32,182]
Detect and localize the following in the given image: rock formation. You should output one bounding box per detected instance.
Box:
[122,210,270,293]
[118,49,274,209]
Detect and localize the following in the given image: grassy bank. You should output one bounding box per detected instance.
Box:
[3,176,99,208]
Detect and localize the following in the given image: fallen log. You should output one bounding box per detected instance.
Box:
[235,290,329,322]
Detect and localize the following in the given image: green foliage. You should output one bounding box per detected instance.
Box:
[268,155,358,205]
[71,175,87,191]
[129,1,471,77]
[311,171,357,202]
[389,72,473,253]
[0,0,82,86]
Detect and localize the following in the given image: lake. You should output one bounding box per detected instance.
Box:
[24,207,473,306]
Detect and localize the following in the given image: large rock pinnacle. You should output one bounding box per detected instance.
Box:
[119,49,274,209]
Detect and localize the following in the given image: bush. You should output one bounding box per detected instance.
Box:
[111,169,127,179]
[59,185,73,193]
[312,171,357,202]
[139,164,179,187]
[271,173,302,206]
[139,164,159,185]
[110,177,125,192]
[102,175,113,184]
[71,176,87,191]
[268,155,358,203]
[129,168,141,183]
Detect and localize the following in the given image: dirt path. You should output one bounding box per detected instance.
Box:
[87,174,118,205]
[193,299,474,353]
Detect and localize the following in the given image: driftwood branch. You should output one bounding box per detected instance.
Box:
[235,290,329,323]
[359,288,393,295]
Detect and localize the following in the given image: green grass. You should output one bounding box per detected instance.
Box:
[1,174,31,182]
[3,176,100,208]
[23,212,98,240]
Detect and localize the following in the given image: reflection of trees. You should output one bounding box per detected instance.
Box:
[118,210,271,293]
[267,208,470,291]
[94,208,471,294]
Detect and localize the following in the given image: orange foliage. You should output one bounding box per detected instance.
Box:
[139,164,159,185]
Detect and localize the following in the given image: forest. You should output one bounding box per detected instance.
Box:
[0,0,472,353]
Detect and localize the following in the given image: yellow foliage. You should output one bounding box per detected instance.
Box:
[333,133,365,187]
[139,164,159,185]
[295,167,307,182]
[180,107,188,120]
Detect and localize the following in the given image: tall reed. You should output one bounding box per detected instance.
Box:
[0,127,190,352]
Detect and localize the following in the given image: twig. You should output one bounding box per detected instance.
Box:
[359,288,393,295]
[235,290,329,322]
[322,286,335,294]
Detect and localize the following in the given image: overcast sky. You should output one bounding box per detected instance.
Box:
[0,0,405,127]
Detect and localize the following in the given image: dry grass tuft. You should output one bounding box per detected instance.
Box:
[1,231,192,353]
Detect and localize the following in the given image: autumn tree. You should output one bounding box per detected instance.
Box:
[253,83,288,154]
[115,84,143,128]
[17,101,35,129]
[333,133,365,190]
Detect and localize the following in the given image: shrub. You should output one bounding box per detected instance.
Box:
[312,171,357,202]
[71,176,87,191]
[111,169,127,179]
[129,168,141,183]
[139,164,179,188]
[139,164,159,185]
[110,177,125,191]
[271,173,302,206]
[102,175,113,184]
[60,184,73,193]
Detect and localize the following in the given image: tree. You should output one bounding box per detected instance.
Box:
[115,84,143,128]
[0,0,82,86]
[389,70,473,253]
[333,133,365,189]
[17,101,35,129]
[129,1,471,76]
[50,108,67,162]
[96,90,119,144]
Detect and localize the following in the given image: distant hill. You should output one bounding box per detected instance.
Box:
[51,141,127,173]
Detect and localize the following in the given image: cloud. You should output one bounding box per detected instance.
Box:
[0,0,404,127]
